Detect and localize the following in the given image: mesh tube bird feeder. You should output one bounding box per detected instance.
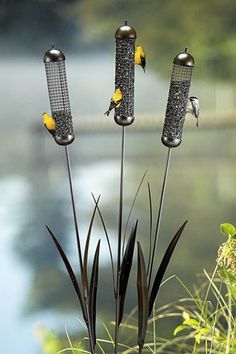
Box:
[44,45,75,145]
[114,21,136,126]
[162,49,194,148]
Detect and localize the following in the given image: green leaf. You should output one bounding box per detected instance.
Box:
[195,328,209,344]
[173,324,189,336]
[183,318,199,328]
[220,223,236,237]
[218,268,236,282]
[137,242,149,353]
[182,311,190,320]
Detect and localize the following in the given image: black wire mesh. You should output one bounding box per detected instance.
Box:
[162,63,193,147]
[44,55,74,145]
[115,37,135,125]
[45,61,71,113]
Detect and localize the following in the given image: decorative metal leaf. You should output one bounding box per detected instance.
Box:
[148,220,188,317]
[46,225,86,321]
[91,193,115,294]
[146,182,153,276]
[89,239,101,350]
[122,170,147,255]
[137,242,149,353]
[82,196,100,298]
[118,220,138,325]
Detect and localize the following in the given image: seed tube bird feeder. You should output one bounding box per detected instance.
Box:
[44,45,75,145]
[114,21,136,126]
[162,49,194,148]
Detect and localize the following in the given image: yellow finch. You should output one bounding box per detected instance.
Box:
[42,112,56,136]
[135,46,146,72]
[104,87,123,116]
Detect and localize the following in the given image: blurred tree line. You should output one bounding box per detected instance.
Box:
[68,0,236,79]
[0,0,80,54]
[1,0,236,79]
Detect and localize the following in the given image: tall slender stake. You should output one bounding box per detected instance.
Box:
[64,145,83,275]
[117,126,125,272]
[64,146,96,354]
[148,147,172,289]
[114,125,125,353]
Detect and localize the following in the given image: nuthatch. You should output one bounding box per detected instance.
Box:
[187,96,200,127]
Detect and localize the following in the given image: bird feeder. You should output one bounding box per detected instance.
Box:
[162,49,194,148]
[43,45,75,145]
[114,21,136,126]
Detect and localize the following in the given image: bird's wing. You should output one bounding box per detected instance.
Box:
[193,102,200,118]
[141,56,146,68]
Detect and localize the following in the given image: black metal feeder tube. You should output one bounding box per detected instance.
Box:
[44,46,75,145]
[162,49,194,148]
[114,21,136,126]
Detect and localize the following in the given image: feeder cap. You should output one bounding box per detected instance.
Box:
[43,45,65,63]
[173,48,194,67]
[115,20,136,39]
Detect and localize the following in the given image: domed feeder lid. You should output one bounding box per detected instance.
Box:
[44,44,65,63]
[115,20,137,39]
[173,48,194,67]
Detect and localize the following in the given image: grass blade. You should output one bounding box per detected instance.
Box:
[148,220,188,317]
[137,242,149,353]
[82,196,100,298]
[46,225,86,321]
[89,239,101,350]
[118,220,138,325]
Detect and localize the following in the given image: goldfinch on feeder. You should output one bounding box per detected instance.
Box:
[186,96,200,127]
[135,46,146,72]
[42,112,56,136]
[104,87,123,116]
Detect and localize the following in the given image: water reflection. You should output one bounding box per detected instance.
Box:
[1,56,236,353]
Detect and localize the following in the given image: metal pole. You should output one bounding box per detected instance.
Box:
[64,146,83,274]
[114,125,125,353]
[148,147,172,289]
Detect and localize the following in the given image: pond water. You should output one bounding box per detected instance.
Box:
[0,55,236,353]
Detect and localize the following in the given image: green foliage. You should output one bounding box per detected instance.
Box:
[68,0,236,79]
[36,326,85,354]
[170,225,236,353]
[0,0,79,54]
[217,224,236,276]
[172,268,236,353]
[36,326,64,354]
[220,223,236,238]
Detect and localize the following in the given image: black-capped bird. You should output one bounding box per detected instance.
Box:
[187,96,200,127]
[104,87,123,116]
[135,46,146,72]
[42,112,56,136]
